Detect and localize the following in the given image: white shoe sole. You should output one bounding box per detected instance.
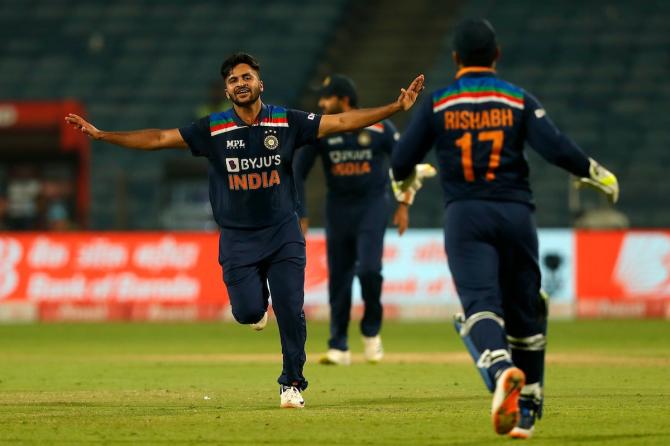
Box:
[280,401,305,409]
[509,426,534,439]
[363,336,383,363]
[319,349,351,366]
[250,311,268,331]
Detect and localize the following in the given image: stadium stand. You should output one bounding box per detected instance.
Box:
[1,0,667,228]
[428,0,670,227]
[0,0,348,228]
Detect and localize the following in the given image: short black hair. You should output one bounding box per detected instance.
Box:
[317,74,358,107]
[220,52,261,79]
[453,18,498,67]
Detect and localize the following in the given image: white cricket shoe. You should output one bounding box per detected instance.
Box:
[319,349,351,365]
[491,367,525,435]
[362,335,384,363]
[250,311,268,331]
[279,385,305,409]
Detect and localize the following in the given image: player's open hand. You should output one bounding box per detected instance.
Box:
[393,203,409,236]
[396,74,425,111]
[65,113,101,139]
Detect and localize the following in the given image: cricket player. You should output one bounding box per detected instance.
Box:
[294,74,408,366]
[65,52,424,409]
[390,20,618,437]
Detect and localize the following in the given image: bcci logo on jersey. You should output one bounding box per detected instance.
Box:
[264,129,279,150]
[264,135,278,150]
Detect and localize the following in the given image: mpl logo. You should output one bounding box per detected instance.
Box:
[614,233,670,296]
[0,237,23,299]
[226,140,245,149]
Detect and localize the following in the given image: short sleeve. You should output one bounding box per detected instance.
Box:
[287,109,322,148]
[179,116,212,158]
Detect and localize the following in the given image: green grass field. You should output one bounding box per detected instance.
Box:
[0,320,669,445]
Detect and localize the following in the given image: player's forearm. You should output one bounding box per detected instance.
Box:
[320,103,402,137]
[548,136,591,177]
[528,122,590,177]
[97,129,171,150]
[391,135,430,181]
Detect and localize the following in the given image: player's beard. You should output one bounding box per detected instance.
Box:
[230,85,261,106]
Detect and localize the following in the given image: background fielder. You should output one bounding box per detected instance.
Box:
[294,74,408,365]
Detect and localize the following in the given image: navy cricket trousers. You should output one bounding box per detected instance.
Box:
[219,215,308,390]
[444,200,545,339]
[325,194,390,351]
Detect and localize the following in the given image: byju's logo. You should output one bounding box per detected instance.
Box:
[226,158,240,173]
[227,140,245,149]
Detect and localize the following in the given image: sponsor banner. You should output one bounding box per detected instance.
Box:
[19,228,670,320]
[304,229,576,316]
[0,233,228,321]
[575,230,670,318]
[304,230,456,307]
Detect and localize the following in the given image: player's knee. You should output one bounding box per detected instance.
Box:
[463,300,503,319]
[357,269,382,283]
[232,306,265,325]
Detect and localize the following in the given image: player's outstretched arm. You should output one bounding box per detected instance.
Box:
[65,114,188,150]
[317,74,424,138]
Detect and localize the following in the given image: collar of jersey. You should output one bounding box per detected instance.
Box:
[455,67,497,79]
[230,102,270,127]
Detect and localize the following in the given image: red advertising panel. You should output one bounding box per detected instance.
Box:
[0,233,228,321]
[3,229,668,322]
[576,230,670,318]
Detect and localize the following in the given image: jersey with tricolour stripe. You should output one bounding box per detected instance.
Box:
[430,72,531,203]
[179,104,321,228]
[392,69,590,207]
[293,120,398,218]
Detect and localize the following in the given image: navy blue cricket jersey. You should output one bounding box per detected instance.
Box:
[179,104,322,229]
[294,121,399,217]
[392,68,591,206]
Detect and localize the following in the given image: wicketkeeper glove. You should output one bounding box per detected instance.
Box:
[575,158,619,204]
[389,164,437,205]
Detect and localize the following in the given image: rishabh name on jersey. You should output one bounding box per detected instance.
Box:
[426,70,535,205]
[432,77,524,132]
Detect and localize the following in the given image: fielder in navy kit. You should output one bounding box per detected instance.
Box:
[391,20,618,437]
[294,75,408,366]
[65,52,425,409]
